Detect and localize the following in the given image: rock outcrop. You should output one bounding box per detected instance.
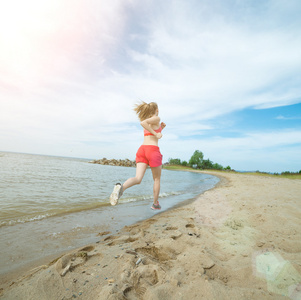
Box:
[90,158,136,167]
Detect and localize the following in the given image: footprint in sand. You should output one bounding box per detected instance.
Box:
[165,226,178,230]
[185,223,195,228]
[123,265,162,299]
[135,246,176,262]
[55,245,99,276]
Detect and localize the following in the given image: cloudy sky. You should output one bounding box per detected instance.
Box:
[0,0,300,172]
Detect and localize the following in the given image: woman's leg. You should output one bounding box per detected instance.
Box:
[122,162,148,191]
[151,165,162,205]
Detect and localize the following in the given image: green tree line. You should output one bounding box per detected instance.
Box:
[168,150,231,171]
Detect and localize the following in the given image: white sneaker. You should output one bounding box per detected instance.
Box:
[109,183,123,206]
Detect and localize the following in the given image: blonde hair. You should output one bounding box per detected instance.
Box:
[134,101,158,121]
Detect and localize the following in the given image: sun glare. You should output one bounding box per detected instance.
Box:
[0,0,127,91]
[0,0,80,89]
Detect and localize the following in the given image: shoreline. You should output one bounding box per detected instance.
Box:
[1,171,301,299]
[0,162,218,284]
[0,171,219,290]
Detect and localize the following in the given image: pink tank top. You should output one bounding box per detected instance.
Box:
[144,126,162,136]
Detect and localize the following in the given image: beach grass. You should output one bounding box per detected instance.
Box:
[163,165,193,171]
[211,170,301,179]
[243,172,301,179]
[164,165,301,179]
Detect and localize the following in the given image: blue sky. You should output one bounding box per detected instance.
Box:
[0,0,300,172]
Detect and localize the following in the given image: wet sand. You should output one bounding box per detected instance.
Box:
[1,171,300,300]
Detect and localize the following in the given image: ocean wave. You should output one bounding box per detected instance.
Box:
[120,191,182,204]
[0,213,55,227]
[0,202,109,227]
[0,191,184,227]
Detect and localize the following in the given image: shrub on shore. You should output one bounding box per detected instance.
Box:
[168,150,232,171]
[274,170,301,176]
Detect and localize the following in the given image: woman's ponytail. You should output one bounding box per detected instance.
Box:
[134,101,158,121]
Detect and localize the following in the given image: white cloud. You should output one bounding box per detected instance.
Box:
[0,0,301,172]
[276,115,301,120]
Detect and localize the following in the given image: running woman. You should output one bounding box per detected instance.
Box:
[109,101,166,210]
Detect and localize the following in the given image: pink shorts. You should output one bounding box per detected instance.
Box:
[136,145,163,168]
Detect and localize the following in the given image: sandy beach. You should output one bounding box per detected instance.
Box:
[1,171,300,300]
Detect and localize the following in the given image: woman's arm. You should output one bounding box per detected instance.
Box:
[140,116,162,138]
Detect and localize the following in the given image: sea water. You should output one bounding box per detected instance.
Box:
[0,152,219,276]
